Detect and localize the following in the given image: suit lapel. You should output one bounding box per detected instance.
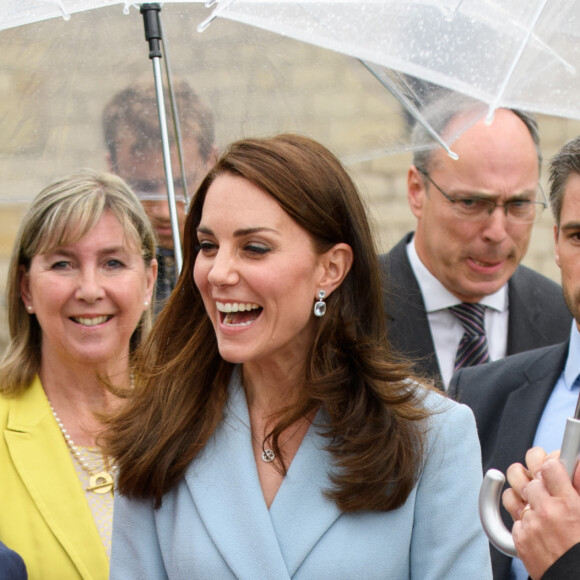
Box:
[185,376,292,580]
[5,376,108,577]
[485,344,567,580]
[382,234,442,387]
[507,274,543,355]
[269,413,341,576]
[506,268,570,355]
[487,343,568,475]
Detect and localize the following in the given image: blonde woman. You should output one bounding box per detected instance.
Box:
[0,170,157,579]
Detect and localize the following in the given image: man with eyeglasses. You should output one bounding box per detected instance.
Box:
[380,96,571,390]
[449,135,580,580]
[103,79,218,315]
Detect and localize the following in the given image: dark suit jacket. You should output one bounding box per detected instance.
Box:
[449,342,569,580]
[543,542,580,580]
[0,541,27,580]
[380,232,572,389]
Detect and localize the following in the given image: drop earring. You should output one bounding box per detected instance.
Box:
[313,289,326,317]
[144,301,149,308]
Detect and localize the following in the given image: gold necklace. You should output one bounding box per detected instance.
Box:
[49,402,117,494]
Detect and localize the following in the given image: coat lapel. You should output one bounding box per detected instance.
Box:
[185,375,292,580]
[186,373,342,579]
[269,414,341,576]
[4,376,109,577]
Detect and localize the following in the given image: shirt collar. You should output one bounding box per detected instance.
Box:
[406,234,507,314]
[564,321,580,390]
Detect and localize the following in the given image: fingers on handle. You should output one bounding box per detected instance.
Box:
[502,487,526,521]
[539,458,575,497]
[506,461,533,498]
[525,447,548,477]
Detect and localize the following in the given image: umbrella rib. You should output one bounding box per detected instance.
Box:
[198,0,236,33]
[488,0,548,120]
[361,60,458,160]
[159,15,190,209]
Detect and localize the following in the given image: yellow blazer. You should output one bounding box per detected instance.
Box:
[0,376,109,580]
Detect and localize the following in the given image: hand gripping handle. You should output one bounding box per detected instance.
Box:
[479,417,580,557]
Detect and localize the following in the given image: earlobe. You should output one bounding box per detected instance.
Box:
[19,266,33,310]
[152,259,159,285]
[147,259,159,304]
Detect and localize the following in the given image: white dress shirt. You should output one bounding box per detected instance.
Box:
[406,236,509,390]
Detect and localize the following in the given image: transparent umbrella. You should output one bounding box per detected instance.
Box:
[204,0,580,122]
[0,0,574,343]
[0,1,447,272]
[0,0,450,205]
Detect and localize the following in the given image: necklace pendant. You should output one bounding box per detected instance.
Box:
[261,448,275,463]
[87,471,115,494]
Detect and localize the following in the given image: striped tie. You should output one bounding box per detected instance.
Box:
[449,303,490,371]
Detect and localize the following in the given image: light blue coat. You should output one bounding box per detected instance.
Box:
[110,372,491,579]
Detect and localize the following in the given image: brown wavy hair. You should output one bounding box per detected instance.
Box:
[105,134,431,511]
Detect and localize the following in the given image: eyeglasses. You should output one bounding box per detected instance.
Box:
[419,170,547,224]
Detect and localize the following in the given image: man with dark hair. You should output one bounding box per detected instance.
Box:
[450,135,580,579]
[380,96,570,390]
[103,79,218,313]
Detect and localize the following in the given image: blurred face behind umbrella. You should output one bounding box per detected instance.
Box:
[111,135,213,251]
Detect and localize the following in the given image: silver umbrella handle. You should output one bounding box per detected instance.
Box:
[479,417,580,557]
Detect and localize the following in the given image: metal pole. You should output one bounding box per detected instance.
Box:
[140,3,183,272]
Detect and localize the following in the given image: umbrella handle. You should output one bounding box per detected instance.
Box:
[479,469,518,557]
[479,417,580,558]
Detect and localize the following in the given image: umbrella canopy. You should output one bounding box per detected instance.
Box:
[0,2,578,250]
[0,1,440,207]
[205,0,580,122]
[0,1,578,324]
[0,0,444,328]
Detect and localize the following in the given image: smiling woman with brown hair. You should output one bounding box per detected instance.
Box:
[106,134,491,579]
